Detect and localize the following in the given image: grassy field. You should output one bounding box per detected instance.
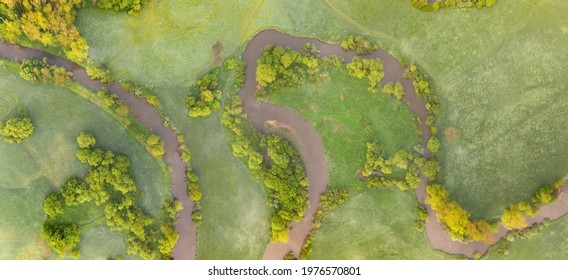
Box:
[311,0,568,221]
[267,68,441,258]
[485,215,568,260]
[270,69,419,192]
[0,67,168,259]
[154,69,270,259]
[309,189,453,259]
[73,0,568,258]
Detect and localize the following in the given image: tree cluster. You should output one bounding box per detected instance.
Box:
[505,219,550,243]
[256,44,321,92]
[146,134,165,156]
[1,108,34,144]
[19,57,72,85]
[501,182,560,230]
[186,170,202,202]
[224,58,246,86]
[186,69,222,118]
[41,223,81,259]
[382,82,405,100]
[221,96,309,243]
[414,205,429,232]
[412,0,496,11]
[86,59,113,84]
[0,0,89,62]
[346,57,384,93]
[0,1,146,63]
[41,132,181,259]
[426,183,495,244]
[362,142,432,191]
[90,0,147,16]
[340,36,379,55]
[404,64,441,116]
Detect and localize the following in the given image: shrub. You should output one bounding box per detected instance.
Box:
[19,57,71,85]
[186,69,222,118]
[1,115,34,143]
[146,134,165,156]
[43,193,63,219]
[340,36,379,55]
[76,132,97,149]
[86,59,113,83]
[41,223,81,258]
[427,137,440,153]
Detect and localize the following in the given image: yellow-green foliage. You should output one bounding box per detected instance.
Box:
[41,223,81,258]
[426,183,494,244]
[43,193,63,219]
[256,44,320,91]
[346,57,384,93]
[146,134,164,156]
[412,0,497,11]
[47,133,179,259]
[186,69,221,118]
[501,204,528,230]
[19,57,72,85]
[382,81,405,100]
[1,116,34,143]
[340,35,379,55]
[222,96,309,243]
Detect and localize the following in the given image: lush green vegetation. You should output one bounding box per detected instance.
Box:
[186,69,222,118]
[19,57,71,85]
[0,59,168,259]
[485,217,568,260]
[0,0,145,63]
[154,71,270,259]
[41,133,180,259]
[412,0,496,11]
[222,95,309,243]
[1,107,34,143]
[340,36,379,55]
[426,183,495,244]
[308,189,454,259]
[72,0,568,258]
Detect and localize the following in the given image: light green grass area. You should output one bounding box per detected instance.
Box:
[155,71,269,259]
[0,68,168,259]
[485,215,568,260]
[267,68,440,258]
[76,0,355,87]
[311,0,568,221]
[270,69,419,192]
[75,0,568,258]
[309,189,453,259]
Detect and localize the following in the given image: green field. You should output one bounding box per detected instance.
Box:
[266,67,440,258]
[153,69,270,259]
[71,0,568,258]
[270,69,419,192]
[309,189,453,259]
[485,215,568,260]
[313,0,568,221]
[0,67,168,259]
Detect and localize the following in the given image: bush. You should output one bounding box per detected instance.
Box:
[43,193,63,219]
[77,132,97,149]
[1,115,34,143]
[382,81,405,100]
[186,69,222,118]
[427,137,440,153]
[19,57,71,85]
[147,134,165,156]
[340,36,379,55]
[41,223,81,258]
[86,59,113,83]
[346,57,384,93]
